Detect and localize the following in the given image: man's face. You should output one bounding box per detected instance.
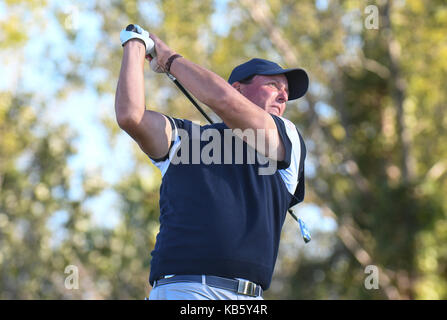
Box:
[234,74,289,117]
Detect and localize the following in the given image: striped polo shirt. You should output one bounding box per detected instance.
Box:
[148,114,306,290]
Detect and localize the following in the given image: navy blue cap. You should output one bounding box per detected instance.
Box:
[228,58,309,100]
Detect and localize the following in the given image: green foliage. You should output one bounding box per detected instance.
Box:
[0,90,77,298]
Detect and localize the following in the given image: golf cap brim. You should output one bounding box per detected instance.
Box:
[228,58,309,100]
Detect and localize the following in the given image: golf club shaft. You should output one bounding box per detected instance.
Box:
[166,73,214,124]
[288,209,298,222]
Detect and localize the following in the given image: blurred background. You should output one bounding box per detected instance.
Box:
[0,0,446,299]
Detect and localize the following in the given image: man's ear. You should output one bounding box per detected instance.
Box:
[231,82,241,92]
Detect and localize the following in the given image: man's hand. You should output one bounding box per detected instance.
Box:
[146,33,177,73]
[120,24,155,57]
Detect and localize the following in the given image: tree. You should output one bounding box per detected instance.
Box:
[235,0,447,299]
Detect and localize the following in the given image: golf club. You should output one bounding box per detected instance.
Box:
[123,24,311,244]
[167,72,311,244]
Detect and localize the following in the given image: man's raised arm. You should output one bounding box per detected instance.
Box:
[149,34,285,162]
[115,38,172,160]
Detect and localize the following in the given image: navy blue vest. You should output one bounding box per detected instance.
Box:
[148,115,306,290]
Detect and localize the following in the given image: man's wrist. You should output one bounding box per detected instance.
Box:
[165,54,183,73]
[124,39,146,51]
[157,50,176,68]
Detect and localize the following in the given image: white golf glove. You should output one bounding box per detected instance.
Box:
[120,24,164,73]
[149,55,164,73]
[120,24,155,57]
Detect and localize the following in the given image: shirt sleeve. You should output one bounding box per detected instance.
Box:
[149,116,184,177]
[270,114,304,197]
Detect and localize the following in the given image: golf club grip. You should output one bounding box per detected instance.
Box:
[168,76,214,124]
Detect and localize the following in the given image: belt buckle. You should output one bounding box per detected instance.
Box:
[237,279,257,297]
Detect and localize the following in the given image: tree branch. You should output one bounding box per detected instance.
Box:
[382,1,416,184]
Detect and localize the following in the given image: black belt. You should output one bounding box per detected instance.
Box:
[154,275,263,298]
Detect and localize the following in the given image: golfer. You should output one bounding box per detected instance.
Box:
[115,25,308,300]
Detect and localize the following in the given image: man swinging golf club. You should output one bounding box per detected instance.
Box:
[115,24,309,300]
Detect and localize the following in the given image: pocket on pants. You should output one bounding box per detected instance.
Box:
[149,282,220,300]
